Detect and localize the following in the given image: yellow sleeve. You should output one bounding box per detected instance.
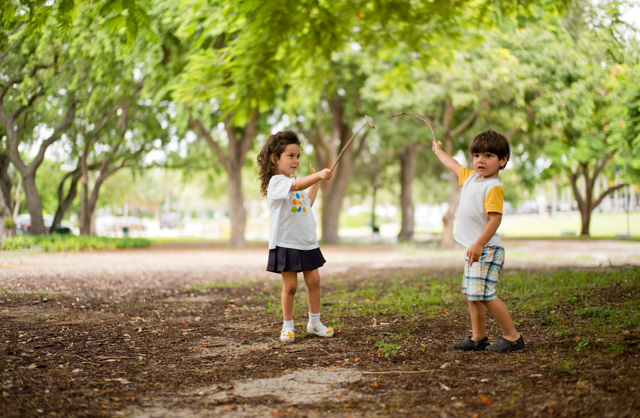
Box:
[484,186,504,214]
[457,166,475,187]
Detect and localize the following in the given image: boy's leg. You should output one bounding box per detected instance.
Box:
[483,298,520,341]
[302,269,320,314]
[281,271,298,321]
[468,300,487,341]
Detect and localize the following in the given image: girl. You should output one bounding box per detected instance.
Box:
[257,130,334,343]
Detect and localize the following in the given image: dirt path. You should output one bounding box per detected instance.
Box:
[1,239,639,417]
[0,239,638,299]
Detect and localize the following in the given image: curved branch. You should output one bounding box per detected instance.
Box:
[592,183,625,210]
[189,117,230,173]
[390,112,436,141]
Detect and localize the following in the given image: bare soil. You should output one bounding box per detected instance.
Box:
[1,239,639,417]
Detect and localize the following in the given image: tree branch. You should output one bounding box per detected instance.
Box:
[240,107,259,158]
[592,183,625,209]
[450,109,478,138]
[12,90,43,120]
[31,98,77,167]
[189,117,230,173]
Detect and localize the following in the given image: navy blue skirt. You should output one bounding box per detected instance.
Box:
[267,246,326,273]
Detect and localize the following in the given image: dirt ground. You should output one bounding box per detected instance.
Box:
[1,239,639,417]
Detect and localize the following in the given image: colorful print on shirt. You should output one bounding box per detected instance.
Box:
[291,192,308,213]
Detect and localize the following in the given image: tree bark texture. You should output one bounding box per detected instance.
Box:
[0,154,14,238]
[298,97,368,245]
[570,152,624,237]
[189,107,258,248]
[397,143,420,241]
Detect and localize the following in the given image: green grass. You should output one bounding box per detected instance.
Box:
[254,266,640,353]
[186,281,250,291]
[499,212,640,239]
[0,234,151,252]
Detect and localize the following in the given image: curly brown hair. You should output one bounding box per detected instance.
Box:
[257,131,301,197]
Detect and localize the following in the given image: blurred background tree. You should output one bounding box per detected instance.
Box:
[1,0,638,244]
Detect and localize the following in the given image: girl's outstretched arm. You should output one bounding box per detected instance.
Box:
[290,166,333,204]
[307,164,321,206]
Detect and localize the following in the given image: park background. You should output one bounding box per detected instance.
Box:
[2,2,640,417]
[1,0,639,247]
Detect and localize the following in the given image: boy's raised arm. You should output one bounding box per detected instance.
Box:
[432,140,461,176]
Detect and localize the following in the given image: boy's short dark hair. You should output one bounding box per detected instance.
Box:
[469,129,510,170]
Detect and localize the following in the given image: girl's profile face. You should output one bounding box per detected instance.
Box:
[274,143,301,177]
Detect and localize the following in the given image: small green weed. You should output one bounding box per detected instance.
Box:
[573,338,590,351]
[549,360,577,376]
[375,340,401,358]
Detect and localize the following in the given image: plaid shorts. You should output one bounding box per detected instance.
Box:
[462,246,505,301]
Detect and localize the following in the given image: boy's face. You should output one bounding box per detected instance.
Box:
[472,151,507,179]
[274,144,301,177]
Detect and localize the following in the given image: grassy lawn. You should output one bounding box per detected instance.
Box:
[247,265,640,355]
[500,212,640,238]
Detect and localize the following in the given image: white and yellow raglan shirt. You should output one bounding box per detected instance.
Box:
[454,166,504,248]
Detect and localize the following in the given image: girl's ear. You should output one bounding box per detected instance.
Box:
[270,155,277,164]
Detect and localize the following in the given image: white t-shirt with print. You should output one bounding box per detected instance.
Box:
[267,175,318,250]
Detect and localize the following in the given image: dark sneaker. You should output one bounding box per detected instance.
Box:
[452,336,489,351]
[486,335,525,352]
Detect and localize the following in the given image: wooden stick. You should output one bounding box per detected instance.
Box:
[361,370,433,375]
[331,115,376,171]
[390,112,436,142]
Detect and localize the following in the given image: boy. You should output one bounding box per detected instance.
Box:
[432,129,524,352]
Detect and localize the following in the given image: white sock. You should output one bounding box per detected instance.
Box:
[282,319,294,331]
[308,312,320,326]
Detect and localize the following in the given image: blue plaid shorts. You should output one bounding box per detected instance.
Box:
[462,246,505,301]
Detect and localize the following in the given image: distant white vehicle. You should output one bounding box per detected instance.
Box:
[15,214,73,234]
[95,215,143,236]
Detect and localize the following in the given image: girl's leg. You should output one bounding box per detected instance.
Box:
[483,298,520,341]
[281,271,298,321]
[468,300,487,341]
[302,269,321,314]
[302,269,333,337]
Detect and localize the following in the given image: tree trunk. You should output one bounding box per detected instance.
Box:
[22,172,47,234]
[1,94,76,235]
[189,109,257,248]
[51,168,83,234]
[227,162,247,248]
[397,143,420,242]
[570,154,624,237]
[371,185,378,234]
[441,132,459,249]
[0,154,14,238]
[79,174,92,235]
[580,205,591,236]
[441,174,461,249]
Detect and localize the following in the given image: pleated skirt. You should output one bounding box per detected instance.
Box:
[266,246,326,273]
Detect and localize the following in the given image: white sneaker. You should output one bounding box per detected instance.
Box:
[280,329,295,343]
[307,322,334,338]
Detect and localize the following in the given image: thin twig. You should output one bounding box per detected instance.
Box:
[361,370,433,375]
[331,115,376,171]
[390,112,436,142]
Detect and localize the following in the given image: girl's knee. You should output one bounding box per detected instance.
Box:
[284,286,297,296]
